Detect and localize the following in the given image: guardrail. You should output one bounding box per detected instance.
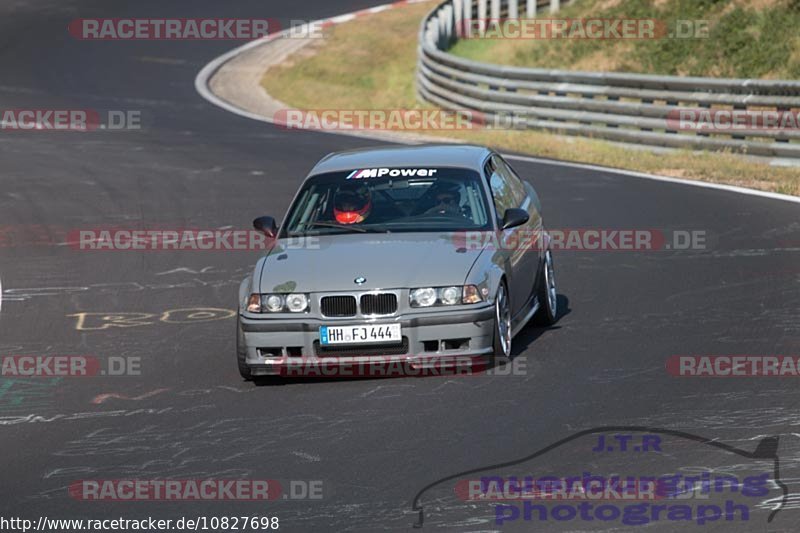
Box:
[417,0,800,158]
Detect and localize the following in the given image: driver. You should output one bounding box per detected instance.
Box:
[333,182,372,224]
[424,181,463,217]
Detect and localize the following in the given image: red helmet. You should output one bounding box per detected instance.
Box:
[333,183,372,224]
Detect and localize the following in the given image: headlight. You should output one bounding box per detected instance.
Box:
[440,286,461,305]
[409,285,483,307]
[285,293,309,313]
[410,287,437,307]
[246,293,309,313]
[264,294,284,312]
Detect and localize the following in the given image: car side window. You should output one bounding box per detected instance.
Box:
[486,158,516,222]
[493,156,527,207]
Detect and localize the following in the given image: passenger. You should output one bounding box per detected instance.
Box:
[424,181,464,217]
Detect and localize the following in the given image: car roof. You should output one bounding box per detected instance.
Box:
[308,144,494,175]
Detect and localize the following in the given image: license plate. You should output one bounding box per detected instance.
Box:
[319,324,402,345]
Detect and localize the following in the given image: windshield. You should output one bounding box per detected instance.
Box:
[282,167,493,235]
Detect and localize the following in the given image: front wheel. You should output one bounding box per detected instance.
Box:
[492,282,512,362]
[534,249,558,326]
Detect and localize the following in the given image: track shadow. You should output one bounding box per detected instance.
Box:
[510,294,571,357]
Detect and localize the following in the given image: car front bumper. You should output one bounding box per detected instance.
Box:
[239,304,495,377]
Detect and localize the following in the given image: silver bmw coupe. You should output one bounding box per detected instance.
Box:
[237,144,558,379]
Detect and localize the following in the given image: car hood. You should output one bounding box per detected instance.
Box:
[257,232,483,293]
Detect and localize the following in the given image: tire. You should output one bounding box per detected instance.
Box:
[534,249,558,326]
[492,281,512,362]
[236,315,252,380]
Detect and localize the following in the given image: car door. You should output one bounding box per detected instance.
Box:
[494,155,542,302]
[486,156,529,317]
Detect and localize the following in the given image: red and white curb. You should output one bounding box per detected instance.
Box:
[194,1,800,204]
[323,0,431,26]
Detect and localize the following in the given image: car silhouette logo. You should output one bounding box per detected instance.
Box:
[354,277,367,285]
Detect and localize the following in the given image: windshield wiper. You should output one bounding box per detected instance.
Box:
[302,222,391,234]
[303,222,368,233]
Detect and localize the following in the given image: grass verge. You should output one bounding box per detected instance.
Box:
[262,1,800,196]
[450,0,800,78]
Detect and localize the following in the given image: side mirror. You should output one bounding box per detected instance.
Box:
[501,208,529,230]
[253,216,278,238]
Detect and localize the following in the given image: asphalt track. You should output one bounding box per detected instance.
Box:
[0,0,799,531]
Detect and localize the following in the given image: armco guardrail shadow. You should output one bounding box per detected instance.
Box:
[417,0,800,159]
[410,425,788,528]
